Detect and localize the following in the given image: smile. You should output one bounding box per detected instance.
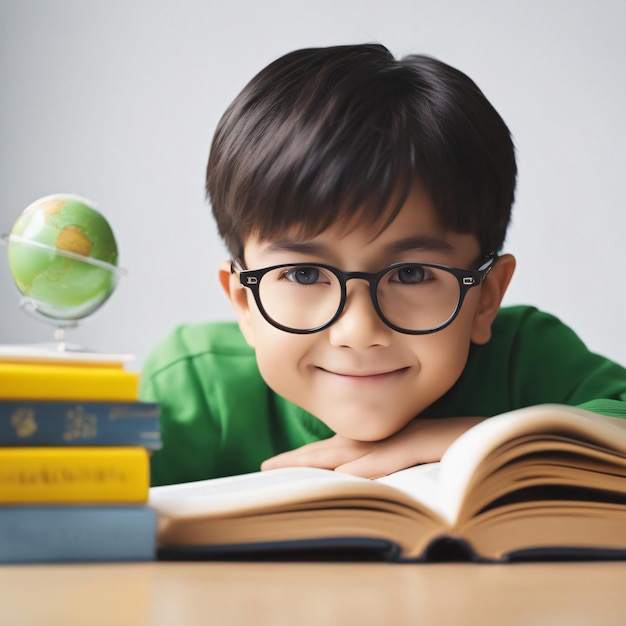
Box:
[316,367,410,382]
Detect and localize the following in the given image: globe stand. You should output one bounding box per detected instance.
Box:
[52,327,79,353]
[0,299,135,366]
[18,295,86,355]
[1,292,134,365]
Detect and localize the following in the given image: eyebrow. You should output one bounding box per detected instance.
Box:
[265,241,328,255]
[384,236,455,255]
[264,236,455,256]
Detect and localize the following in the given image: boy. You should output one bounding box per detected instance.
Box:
[141,44,626,486]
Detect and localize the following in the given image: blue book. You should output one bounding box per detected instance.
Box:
[0,400,161,449]
[0,505,157,563]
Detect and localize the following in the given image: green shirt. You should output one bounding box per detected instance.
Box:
[140,306,626,486]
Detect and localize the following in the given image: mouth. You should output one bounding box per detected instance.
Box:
[316,366,410,383]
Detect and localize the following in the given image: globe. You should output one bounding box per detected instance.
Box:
[5,194,123,323]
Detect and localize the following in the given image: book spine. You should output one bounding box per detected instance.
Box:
[0,400,161,449]
[0,363,139,401]
[0,505,156,563]
[0,447,150,503]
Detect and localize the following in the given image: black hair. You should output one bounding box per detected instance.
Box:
[206,43,516,258]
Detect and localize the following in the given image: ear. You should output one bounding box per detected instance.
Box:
[218,260,257,348]
[470,254,516,345]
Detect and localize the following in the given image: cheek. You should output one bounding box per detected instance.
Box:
[249,322,314,397]
[436,299,477,373]
[424,327,471,379]
[409,306,475,392]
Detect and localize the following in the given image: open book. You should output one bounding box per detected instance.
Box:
[148,404,626,562]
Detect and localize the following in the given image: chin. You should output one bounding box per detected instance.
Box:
[332,420,405,442]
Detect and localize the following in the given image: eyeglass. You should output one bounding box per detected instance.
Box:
[231,254,496,335]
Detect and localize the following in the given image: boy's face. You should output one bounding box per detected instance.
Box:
[221,184,514,442]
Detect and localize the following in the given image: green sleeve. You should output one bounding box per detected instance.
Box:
[139,323,270,486]
[507,307,626,418]
[425,306,626,419]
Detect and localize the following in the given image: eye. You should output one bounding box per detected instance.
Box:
[390,265,427,284]
[283,266,328,285]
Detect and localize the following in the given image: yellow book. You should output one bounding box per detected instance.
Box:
[0,363,139,401]
[0,447,150,504]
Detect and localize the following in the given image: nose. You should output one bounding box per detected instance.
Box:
[328,279,392,349]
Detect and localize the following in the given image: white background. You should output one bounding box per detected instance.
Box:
[1,0,625,370]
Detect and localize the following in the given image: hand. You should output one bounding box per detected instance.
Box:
[261,416,485,479]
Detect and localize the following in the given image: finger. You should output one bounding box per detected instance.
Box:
[335,440,426,479]
[261,447,359,471]
[260,437,341,469]
[261,440,374,471]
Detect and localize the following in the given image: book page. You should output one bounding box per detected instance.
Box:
[435,404,626,525]
[151,466,448,554]
[375,463,441,514]
[150,467,405,517]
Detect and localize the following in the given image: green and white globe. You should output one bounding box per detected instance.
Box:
[6,194,122,322]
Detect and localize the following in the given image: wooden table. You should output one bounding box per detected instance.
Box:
[1,561,625,625]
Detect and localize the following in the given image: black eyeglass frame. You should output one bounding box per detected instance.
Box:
[231,254,497,335]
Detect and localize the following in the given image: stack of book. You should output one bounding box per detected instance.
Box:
[0,347,160,563]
